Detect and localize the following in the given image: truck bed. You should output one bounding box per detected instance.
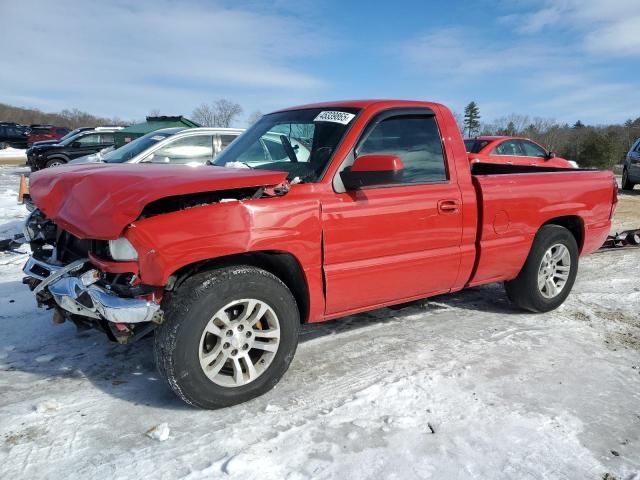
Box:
[467,164,614,287]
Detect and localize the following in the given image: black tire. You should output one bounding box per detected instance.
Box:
[45,158,67,168]
[621,169,635,191]
[505,225,579,313]
[154,266,300,409]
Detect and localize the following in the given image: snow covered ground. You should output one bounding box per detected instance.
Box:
[0,166,639,479]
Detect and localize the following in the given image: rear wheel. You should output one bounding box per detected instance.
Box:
[45,158,66,168]
[621,169,635,191]
[154,266,299,409]
[505,225,579,312]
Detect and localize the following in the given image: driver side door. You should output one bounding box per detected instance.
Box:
[321,109,463,316]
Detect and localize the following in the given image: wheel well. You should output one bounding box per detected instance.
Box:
[542,216,584,250]
[170,251,310,323]
[46,155,68,163]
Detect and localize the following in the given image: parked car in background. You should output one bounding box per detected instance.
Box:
[0,122,29,148]
[27,125,71,146]
[31,126,125,148]
[464,136,576,168]
[26,128,120,170]
[622,138,640,191]
[68,127,243,166]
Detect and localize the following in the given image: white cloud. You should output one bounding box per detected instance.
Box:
[396,22,640,124]
[0,0,335,119]
[500,0,640,57]
[398,28,575,77]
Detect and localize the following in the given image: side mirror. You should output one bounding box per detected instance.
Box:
[545,151,556,160]
[340,154,404,190]
[71,141,81,148]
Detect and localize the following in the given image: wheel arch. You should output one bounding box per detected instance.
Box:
[541,215,584,251]
[45,154,69,164]
[168,250,310,324]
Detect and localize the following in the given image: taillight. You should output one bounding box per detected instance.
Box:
[610,176,618,220]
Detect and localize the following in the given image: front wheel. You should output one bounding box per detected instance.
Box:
[45,158,66,168]
[505,225,579,312]
[621,169,635,191]
[154,266,300,409]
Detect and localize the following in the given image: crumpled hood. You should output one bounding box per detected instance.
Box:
[30,163,287,240]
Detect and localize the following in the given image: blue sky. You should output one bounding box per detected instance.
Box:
[1,0,638,125]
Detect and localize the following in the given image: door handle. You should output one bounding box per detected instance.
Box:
[438,199,460,214]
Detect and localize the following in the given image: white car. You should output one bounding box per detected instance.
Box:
[69,127,244,167]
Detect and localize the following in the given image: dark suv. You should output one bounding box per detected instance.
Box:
[26,130,117,170]
[622,138,640,191]
[0,123,29,148]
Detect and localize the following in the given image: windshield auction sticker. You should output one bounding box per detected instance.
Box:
[314,111,355,125]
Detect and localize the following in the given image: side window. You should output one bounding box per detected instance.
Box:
[357,115,447,184]
[56,128,69,135]
[493,140,523,156]
[634,140,640,153]
[214,133,239,157]
[100,133,114,144]
[219,134,237,150]
[76,134,102,146]
[520,140,546,157]
[150,135,214,164]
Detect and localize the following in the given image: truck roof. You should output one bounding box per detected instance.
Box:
[467,135,529,141]
[274,99,446,113]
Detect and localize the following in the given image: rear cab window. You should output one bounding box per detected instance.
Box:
[464,139,489,153]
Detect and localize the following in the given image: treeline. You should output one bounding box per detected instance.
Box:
[0,103,128,129]
[462,102,640,169]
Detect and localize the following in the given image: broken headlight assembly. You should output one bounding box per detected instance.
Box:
[108,237,138,261]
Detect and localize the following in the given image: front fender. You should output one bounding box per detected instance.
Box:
[125,196,323,287]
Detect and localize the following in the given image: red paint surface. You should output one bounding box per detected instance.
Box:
[29,163,287,239]
[30,100,615,323]
[351,154,403,172]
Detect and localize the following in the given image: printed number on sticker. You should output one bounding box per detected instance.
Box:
[314,111,355,125]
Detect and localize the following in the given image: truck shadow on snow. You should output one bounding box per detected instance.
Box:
[3,281,520,410]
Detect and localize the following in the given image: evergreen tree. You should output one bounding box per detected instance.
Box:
[463,101,481,136]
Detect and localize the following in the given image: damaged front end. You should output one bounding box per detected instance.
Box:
[22,209,163,343]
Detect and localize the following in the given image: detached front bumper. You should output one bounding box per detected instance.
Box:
[23,256,161,324]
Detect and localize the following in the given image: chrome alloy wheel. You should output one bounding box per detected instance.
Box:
[198,299,280,387]
[537,243,571,299]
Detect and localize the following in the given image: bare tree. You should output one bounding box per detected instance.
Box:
[212,99,242,127]
[191,103,216,127]
[247,110,263,125]
[148,109,161,117]
[191,99,243,127]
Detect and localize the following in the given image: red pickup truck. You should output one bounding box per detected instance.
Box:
[23,100,616,409]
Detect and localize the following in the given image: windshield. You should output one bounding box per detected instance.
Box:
[464,139,490,153]
[58,132,86,146]
[58,128,88,142]
[212,107,360,182]
[103,130,179,163]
